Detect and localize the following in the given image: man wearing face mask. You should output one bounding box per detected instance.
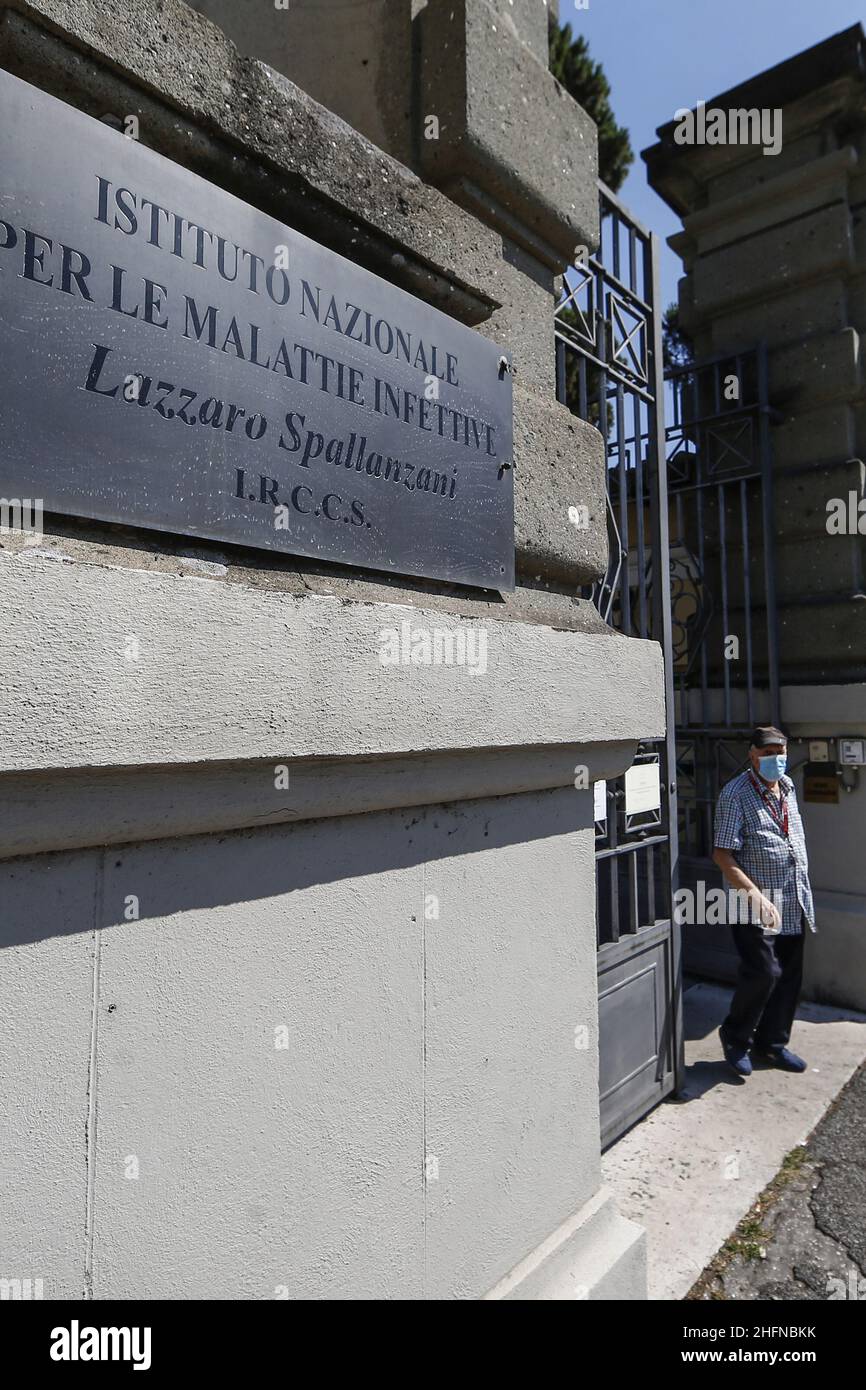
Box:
[712,725,816,1078]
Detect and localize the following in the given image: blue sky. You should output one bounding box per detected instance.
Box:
[565,0,866,306]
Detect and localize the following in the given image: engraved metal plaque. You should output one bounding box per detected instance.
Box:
[0,70,514,589]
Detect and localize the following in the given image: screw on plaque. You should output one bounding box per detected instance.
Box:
[498,356,516,377]
[498,460,513,477]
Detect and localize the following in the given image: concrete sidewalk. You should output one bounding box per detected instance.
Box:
[601,982,866,1300]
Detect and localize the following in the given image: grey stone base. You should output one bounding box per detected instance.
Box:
[484,1187,647,1300]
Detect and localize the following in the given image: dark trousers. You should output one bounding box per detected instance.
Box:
[722,923,804,1053]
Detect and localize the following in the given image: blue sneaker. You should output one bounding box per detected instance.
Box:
[719,1027,752,1077]
[753,1047,807,1073]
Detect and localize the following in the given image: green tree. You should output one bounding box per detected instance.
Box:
[548,14,633,193]
[662,303,693,370]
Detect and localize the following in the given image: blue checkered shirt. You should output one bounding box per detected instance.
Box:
[714,770,815,935]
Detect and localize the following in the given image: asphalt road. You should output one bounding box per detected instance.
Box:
[691,1062,866,1300]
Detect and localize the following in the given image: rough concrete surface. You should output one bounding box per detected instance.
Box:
[602,981,866,1300]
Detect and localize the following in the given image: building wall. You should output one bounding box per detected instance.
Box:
[782,686,866,1012]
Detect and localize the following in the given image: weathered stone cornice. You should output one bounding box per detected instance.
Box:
[0,0,505,321]
[645,36,866,220]
[678,148,857,248]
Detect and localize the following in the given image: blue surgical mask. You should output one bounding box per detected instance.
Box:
[758,753,787,781]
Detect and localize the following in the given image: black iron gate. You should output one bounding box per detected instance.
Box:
[555,183,683,1148]
[665,347,780,981]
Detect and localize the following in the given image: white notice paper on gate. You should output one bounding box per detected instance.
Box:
[624,762,661,815]
[593,780,607,823]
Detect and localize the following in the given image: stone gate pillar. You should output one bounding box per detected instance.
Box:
[644,25,866,1010]
[0,0,662,1298]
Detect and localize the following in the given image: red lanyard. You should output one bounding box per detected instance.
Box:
[749,772,789,838]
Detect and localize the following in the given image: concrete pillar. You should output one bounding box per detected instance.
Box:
[0,0,660,1297]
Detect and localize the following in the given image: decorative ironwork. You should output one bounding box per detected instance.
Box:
[669,543,715,677]
[558,263,596,354]
[664,351,780,902]
[704,416,755,476]
[555,184,678,941]
[556,181,685,1147]
[608,290,648,384]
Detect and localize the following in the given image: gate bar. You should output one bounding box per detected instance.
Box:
[648,230,684,1095]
